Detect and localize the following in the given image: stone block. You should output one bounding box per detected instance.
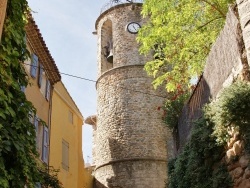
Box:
[228,162,241,171]
[237,179,250,188]
[239,155,249,169]
[233,141,243,156]
[226,148,236,163]
[231,167,244,179]
[244,168,250,179]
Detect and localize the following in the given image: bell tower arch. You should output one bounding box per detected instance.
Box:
[100,19,113,73]
[93,1,173,187]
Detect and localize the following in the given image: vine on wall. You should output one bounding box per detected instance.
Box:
[0,1,62,187]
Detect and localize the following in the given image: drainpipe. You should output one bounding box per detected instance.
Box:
[47,84,54,174]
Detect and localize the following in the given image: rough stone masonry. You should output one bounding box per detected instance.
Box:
[92,3,173,188]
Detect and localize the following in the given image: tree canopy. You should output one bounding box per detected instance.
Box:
[137,0,234,92]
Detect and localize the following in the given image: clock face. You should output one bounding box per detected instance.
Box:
[127,22,141,34]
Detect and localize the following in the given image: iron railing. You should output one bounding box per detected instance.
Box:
[100,0,143,14]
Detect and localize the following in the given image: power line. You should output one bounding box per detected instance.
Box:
[22,62,167,99]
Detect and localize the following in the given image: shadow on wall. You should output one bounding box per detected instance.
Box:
[94,178,123,188]
[176,75,211,153]
[92,137,124,188]
[175,6,246,154]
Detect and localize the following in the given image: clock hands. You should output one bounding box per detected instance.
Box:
[133,24,137,31]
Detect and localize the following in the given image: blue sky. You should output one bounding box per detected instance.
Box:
[27,0,103,164]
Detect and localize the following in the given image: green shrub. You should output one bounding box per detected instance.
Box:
[168,118,232,188]
[204,81,250,152]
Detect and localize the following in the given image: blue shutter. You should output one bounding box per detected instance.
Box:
[30,54,38,78]
[45,80,51,101]
[34,116,39,148]
[38,64,43,87]
[34,116,39,133]
[42,126,49,164]
[20,85,26,92]
[35,182,41,188]
[29,112,34,124]
[22,34,27,56]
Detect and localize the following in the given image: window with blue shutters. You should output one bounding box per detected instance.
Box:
[42,126,49,164]
[30,54,38,78]
[20,85,26,92]
[38,64,43,87]
[35,182,41,188]
[45,80,50,101]
[34,116,39,148]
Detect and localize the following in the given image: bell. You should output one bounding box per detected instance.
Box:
[107,49,113,63]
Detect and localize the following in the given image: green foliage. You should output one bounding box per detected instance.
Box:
[169,81,250,187]
[168,118,232,188]
[0,1,62,187]
[162,87,190,130]
[138,0,234,92]
[39,166,63,188]
[204,81,250,152]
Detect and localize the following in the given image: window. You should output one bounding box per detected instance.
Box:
[62,139,69,171]
[29,111,34,124]
[42,127,49,164]
[20,85,26,92]
[22,34,27,56]
[35,182,41,188]
[38,64,43,87]
[68,111,73,124]
[45,80,50,101]
[30,54,38,78]
[34,116,40,149]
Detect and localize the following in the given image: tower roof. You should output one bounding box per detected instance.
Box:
[100,0,143,15]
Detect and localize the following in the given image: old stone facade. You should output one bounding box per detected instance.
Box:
[237,0,250,67]
[93,3,173,188]
[177,6,244,152]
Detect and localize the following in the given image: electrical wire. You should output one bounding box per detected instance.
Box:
[22,62,167,99]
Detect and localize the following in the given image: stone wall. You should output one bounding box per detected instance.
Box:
[95,3,150,77]
[177,4,250,188]
[95,65,172,188]
[177,7,243,153]
[225,130,250,188]
[94,160,167,188]
[237,0,250,67]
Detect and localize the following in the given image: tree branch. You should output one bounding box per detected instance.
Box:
[201,0,226,18]
[196,16,223,31]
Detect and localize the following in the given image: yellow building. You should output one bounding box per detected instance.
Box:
[23,15,93,187]
[24,15,61,166]
[50,81,93,188]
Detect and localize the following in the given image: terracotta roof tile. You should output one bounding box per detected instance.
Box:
[25,14,61,85]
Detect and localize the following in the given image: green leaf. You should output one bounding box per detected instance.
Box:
[138,0,234,92]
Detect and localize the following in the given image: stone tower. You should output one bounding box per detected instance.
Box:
[92,1,173,187]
